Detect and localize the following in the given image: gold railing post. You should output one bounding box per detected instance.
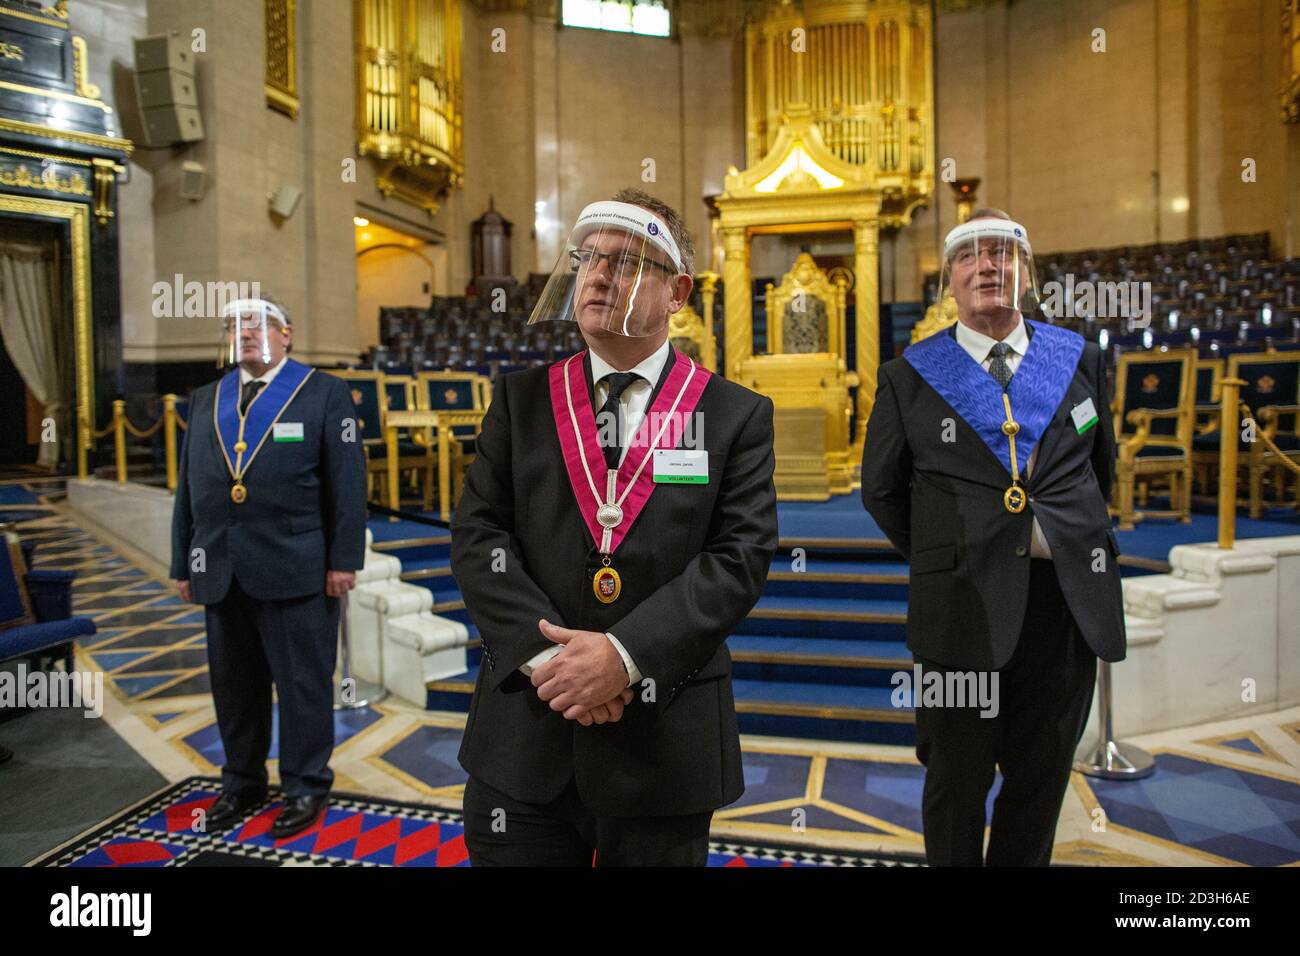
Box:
[1218,377,1246,549]
[112,400,127,485]
[163,394,179,492]
[385,422,400,516]
[77,413,88,479]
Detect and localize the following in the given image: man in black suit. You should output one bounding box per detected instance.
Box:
[861,209,1126,866]
[451,188,777,865]
[170,296,367,838]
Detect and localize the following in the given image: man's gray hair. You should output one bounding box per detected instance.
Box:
[967,207,1012,222]
[611,187,695,275]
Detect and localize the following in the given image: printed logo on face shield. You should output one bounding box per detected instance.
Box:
[647,222,659,236]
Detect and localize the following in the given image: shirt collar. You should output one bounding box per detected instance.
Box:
[239,355,288,386]
[589,339,670,389]
[954,316,1029,365]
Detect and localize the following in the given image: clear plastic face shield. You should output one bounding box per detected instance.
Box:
[938,219,1040,320]
[528,201,686,338]
[218,298,291,368]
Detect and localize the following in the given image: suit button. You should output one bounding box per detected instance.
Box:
[1015,545,1028,557]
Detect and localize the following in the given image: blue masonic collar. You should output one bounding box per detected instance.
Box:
[214,358,315,481]
[903,318,1084,477]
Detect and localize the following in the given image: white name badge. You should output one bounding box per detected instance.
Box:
[1070,397,1099,434]
[653,449,708,484]
[273,422,304,442]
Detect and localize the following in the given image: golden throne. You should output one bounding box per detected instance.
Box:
[738,253,854,499]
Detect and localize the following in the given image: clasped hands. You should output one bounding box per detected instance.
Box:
[530,619,634,727]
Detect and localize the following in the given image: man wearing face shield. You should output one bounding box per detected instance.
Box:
[860,210,1126,866]
[169,296,367,839]
[450,189,778,865]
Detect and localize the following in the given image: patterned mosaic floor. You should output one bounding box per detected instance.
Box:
[10,498,1300,866]
[31,777,918,868]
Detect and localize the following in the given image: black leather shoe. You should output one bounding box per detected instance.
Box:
[204,789,266,832]
[270,794,328,839]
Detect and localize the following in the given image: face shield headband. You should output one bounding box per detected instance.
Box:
[939,218,1040,317]
[219,298,290,368]
[527,200,687,338]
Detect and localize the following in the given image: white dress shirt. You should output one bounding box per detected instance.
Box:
[953,319,1054,560]
[238,355,288,389]
[516,341,671,686]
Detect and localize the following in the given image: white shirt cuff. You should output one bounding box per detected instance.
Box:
[605,632,641,686]
[518,645,562,676]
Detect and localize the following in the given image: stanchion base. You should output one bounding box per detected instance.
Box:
[334,678,388,711]
[1073,739,1156,779]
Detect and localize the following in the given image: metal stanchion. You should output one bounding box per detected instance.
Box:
[334,591,387,710]
[1074,660,1154,779]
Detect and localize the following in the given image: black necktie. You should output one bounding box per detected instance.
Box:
[240,379,266,414]
[987,342,1014,390]
[597,372,641,470]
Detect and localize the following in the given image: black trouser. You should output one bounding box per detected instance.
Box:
[204,574,339,800]
[462,773,713,867]
[914,559,1097,866]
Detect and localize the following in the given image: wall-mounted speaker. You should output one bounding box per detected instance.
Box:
[133,34,204,146]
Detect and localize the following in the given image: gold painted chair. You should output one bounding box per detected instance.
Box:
[326,370,434,508]
[1111,348,1197,529]
[415,371,491,510]
[1228,352,1300,517]
[667,300,717,370]
[765,252,848,357]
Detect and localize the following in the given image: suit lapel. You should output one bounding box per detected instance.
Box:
[1031,370,1086,477]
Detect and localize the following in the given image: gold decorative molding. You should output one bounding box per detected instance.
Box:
[91,156,120,225]
[0,159,90,195]
[744,0,935,213]
[0,77,112,113]
[716,109,884,440]
[0,116,133,155]
[0,194,94,476]
[355,0,465,216]
[911,293,957,343]
[668,300,715,369]
[0,143,90,164]
[0,1,68,29]
[70,35,101,99]
[1284,0,1300,124]
[265,0,299,119]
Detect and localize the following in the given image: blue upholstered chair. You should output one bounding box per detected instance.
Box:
[1231,353,1300,517]
[326,370,434,509]
[1111,348,1197,529]
[0,530,98,761]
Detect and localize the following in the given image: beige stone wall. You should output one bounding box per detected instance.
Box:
[73,0,1296,366]
[914,0,1294,309]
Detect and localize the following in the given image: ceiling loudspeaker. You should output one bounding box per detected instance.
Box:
[269,184,302,220]
[133,34,204,147]
[178,161,206,201]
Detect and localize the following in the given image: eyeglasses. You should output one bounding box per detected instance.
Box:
[953,244,1017,267]
[223,315,285,332]
[569,248,677,277]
